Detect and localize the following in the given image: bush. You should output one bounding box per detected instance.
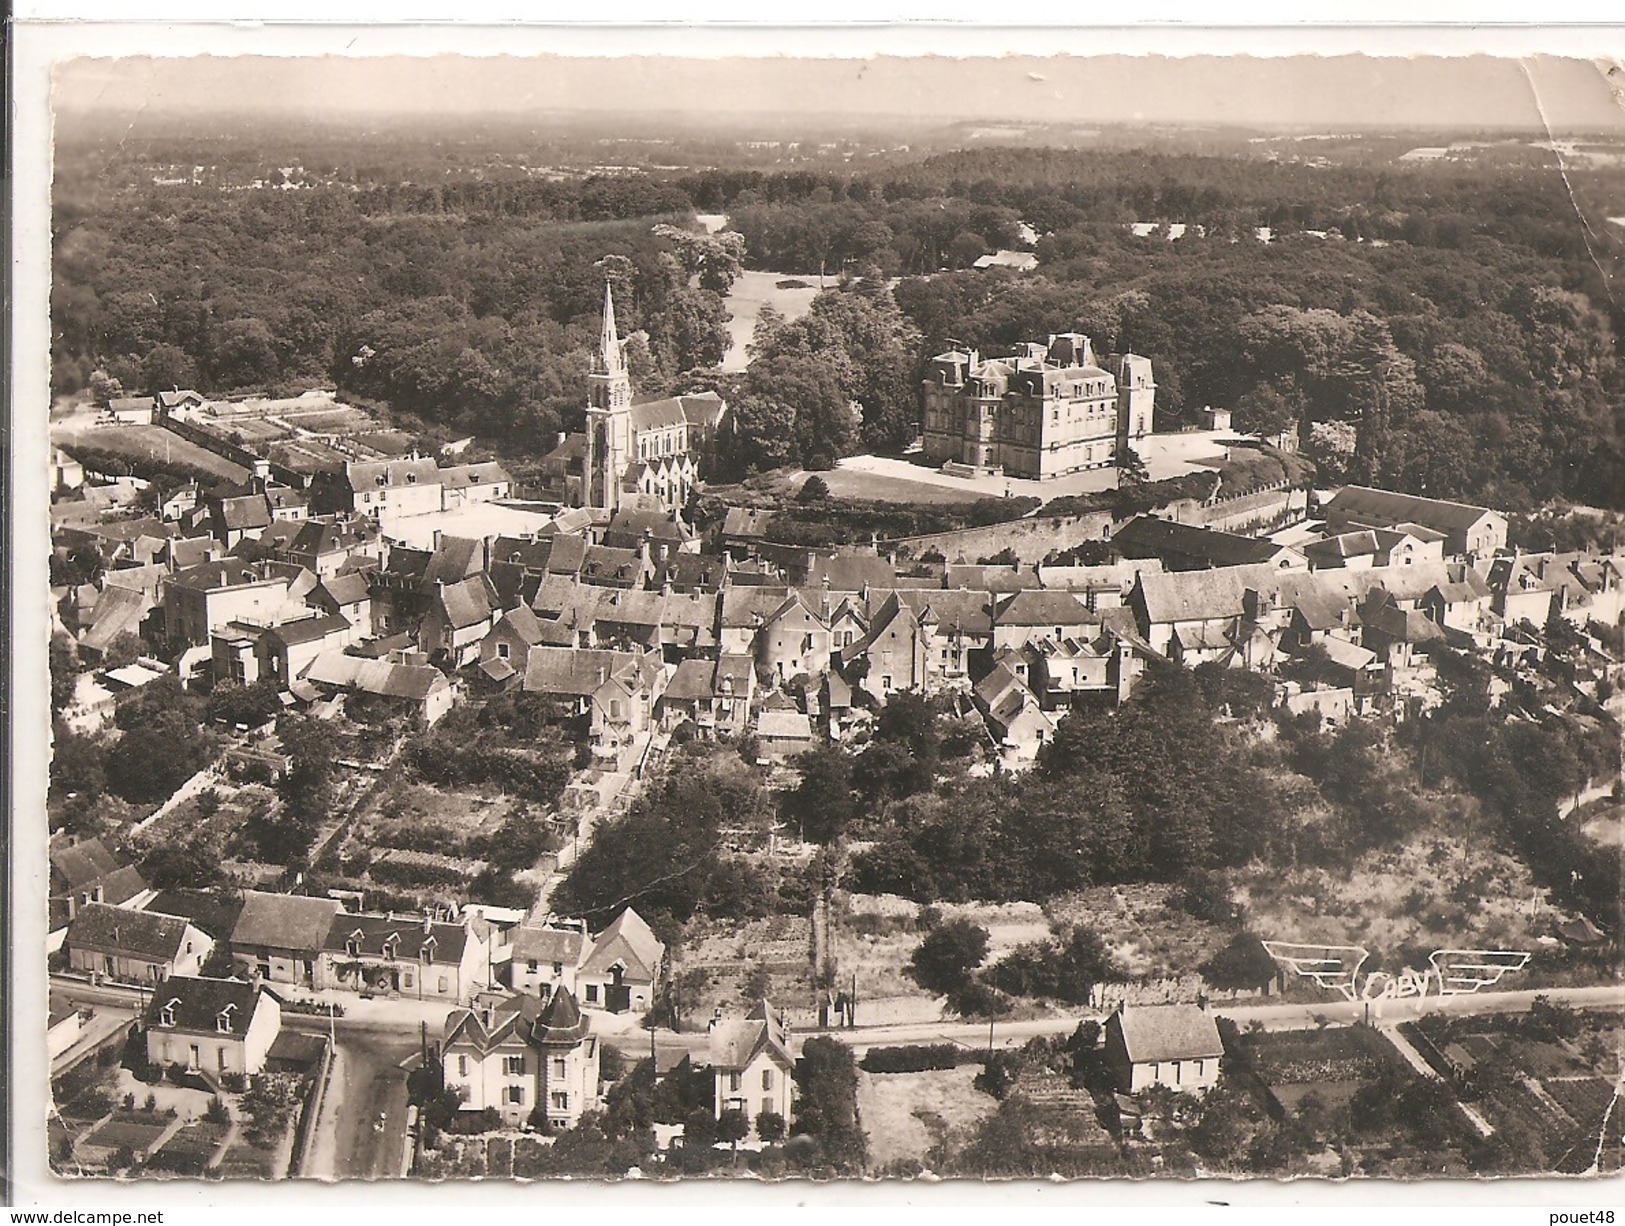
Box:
[205,1096,230,1125]
[756,1110,787,1143]
[859,1044,968,1074]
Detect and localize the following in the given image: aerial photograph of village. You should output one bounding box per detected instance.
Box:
[36,47,1625,1184]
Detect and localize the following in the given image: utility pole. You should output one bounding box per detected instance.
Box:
[987,1016,995,1058]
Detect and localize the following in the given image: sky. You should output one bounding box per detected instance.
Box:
[51,52,1625,134]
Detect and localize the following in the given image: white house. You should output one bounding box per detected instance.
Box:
[144,976,283,1078]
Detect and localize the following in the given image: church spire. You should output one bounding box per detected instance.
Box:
[598,281,625,377]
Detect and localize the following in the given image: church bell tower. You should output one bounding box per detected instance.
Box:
[584,281,634,511]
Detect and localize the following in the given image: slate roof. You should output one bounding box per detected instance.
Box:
[433,574,498,630]
[66,903,194,961]
[79,586,152,654]
[166,559,303,593]
[581,908,665,982]
[316,571,373,607]
[289,517,379,559]
[213,495,273,533]
[719,586,795,629]
[264,613,353,649]
[807,553,899,593]
[145,976,267,1035]
[439,462,512,491]
[524,646,651,696]
[1324,485,1499,535]
[444,991,546,1053]
[581,545,643,588]
[341,458,444,492]
[1113,516,1289,567]
[323,911,469,964]
[302,652,449,701]
[231,891,341,953]
[1112,1003,1224,1064]
[1134,564,1284,626]
[1318,637,1379,671]
[757,710,814,741]
[492,604,546,648]
[511,925,587,965]
[532,986,590,1046]
[664,657,717,702]
[708,1000,793,1071]
[887,588,994,635]
[722,506,775,540]
[995,589,1097,627]
[944,564,1040,593]
[604,506,695,549]
[51,838,127,893]
[422,538,486,588]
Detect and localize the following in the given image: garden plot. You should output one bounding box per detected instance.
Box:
[131,782,277,860]
[1243,1026,1392,1112]
[676,914,813,1025]
[856,1063,993,1170]
[343,782,516,865]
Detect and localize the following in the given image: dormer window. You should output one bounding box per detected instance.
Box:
[406,474,417,485]
[346,931,364,957]
[216,1004,236,1034]
[383,934,399,961]
[420,937,436,962]
[159,1000,179,1028]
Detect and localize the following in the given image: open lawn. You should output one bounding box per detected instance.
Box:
[719,269,821,372]
[856,1064,993,1170]
[53,423,252,483]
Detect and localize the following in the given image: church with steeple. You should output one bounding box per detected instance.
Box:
[578,282,729,514]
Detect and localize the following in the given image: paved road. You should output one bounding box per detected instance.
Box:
[324,1036,415,1181]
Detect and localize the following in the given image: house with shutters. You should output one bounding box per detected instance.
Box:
[318,910,489,1002]
[441,987,602,1130]
[1103,1002,1223,1096]
[312,457,446,521]
[229,891,342,988]
[438,461,514,507]
[65,903,212,984]
[145,976,283,1079]
[991,589,1098,654]
[522,645,665,768]
[308,569,375,635]
[973,662,1057,768]
[707,1000,795,1135]
[508,920,590,997]
[577,908,665,1015]
[753,591,832,684]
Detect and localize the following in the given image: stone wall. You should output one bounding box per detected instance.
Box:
[889,510,1117,566]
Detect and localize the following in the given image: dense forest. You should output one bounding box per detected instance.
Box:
[51,134,1625,506]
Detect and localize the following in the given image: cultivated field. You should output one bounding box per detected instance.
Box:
[53,422,252,483]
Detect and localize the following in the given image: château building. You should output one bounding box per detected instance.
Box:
[921,334,1154,481]
[581,283,728,514]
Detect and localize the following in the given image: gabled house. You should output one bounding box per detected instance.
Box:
[229,891,341,987]
[578,908,665,1015]
[658,655,755,739]
[707,1000,795,1134]
[50,838,148,931]
[207,493,274,549]
[145,976,283,1078]
[257,612,358,688]
[309,569,375,635]
[281,515,383,579]
[756,709,815,763]
[838,592,927,703]
[992,589,1098,653]
[421,574,500,668]
[580,544,645,590]
[478,605,547,688]
[529,987,602,1131]
[522,645,665,767]
[754,591,831,684]
[973,662,1056,768]
[508,920,590,997]
[441,991,545,1125]
[161,559,312,649]
[66,902,211,984]
[1323,485,1506,564]
[1103,1002,1223,1096]
[720,506,776,559]
[320,910,488,1002]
